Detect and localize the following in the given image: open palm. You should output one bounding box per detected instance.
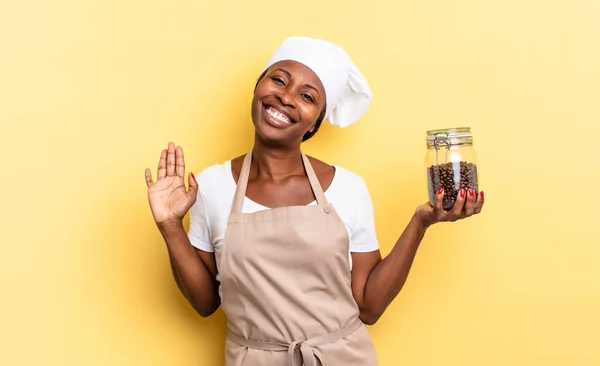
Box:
[145,142,198,225]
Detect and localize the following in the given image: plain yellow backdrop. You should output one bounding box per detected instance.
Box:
[1,0,599,365]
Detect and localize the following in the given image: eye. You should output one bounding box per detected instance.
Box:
[271,77,285,86]
[301,94,315,103]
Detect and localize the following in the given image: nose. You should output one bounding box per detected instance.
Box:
[276,88,296,107]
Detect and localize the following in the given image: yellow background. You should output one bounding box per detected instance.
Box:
[1,0,599,365]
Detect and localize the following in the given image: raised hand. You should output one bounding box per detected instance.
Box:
[145,142,198,226]
[415,188,485,228]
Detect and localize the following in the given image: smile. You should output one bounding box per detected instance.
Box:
[265,106,294,125]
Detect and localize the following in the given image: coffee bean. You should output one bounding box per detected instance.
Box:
[428,161,479,210]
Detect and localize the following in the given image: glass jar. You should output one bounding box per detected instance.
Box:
[425,127,479,211]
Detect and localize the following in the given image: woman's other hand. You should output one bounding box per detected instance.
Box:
[415,188,485,228]
[145,142,198,226]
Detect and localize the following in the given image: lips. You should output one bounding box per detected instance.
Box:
[262,103,297,128]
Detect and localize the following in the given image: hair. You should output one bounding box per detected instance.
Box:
[254,69,326,142]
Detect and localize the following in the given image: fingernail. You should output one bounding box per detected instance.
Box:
[480,191,484,199]
[469,189,474,197]
[438,187,444,195]
[460,190,466,198]
[191,173,196,181]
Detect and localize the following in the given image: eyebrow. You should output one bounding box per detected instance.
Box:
[273,68,320,96]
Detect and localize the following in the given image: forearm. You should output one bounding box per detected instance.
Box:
[169,259,188,299]
[158,221,220,317]
[362,214,427,323]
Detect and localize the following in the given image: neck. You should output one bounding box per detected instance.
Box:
[251,136,304,180]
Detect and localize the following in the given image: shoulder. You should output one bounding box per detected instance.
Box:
[331,165,370,196]
[304,155,369,194]
[196,162,228,181]
[306,156,335,178]
[190,160,238,221]
[194,160,235,194]
[229,154,247,184]
[308,156,372,194]
[333,165,367,186]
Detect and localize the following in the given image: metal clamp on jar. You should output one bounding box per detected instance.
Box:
[425,127,479,210]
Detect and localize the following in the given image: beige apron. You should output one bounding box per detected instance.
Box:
[220,151,378,366]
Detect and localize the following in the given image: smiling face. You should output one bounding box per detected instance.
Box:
[251,60,326,146]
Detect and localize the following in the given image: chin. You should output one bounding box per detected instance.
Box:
[253,125,292,147]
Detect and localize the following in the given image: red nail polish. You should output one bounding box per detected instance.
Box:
[460,190,466,198]
[438,187,444,195]
[469,189,474,197]
[191,173,196,181]
[480,191,484,199]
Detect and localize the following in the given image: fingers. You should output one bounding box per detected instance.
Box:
[156,142,185,179]
[463,189,477,217]
[433,187,444,214]
[157,149,167,179]
[187,172,199,202]
[167,142,176,176]
[449,189,467,220]
[176,145,185,178]
[473,191,485,214]
[145,168,154,188]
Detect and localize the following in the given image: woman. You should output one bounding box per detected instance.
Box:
[145,36,484,366]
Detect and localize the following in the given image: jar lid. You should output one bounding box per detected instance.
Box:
[425,127,472,141]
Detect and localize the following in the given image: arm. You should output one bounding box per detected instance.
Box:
[160,221,220,317]
[145,142,220,317]
[351,187,485,325]
[351,215,425,325]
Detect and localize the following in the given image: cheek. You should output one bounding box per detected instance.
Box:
[303,104,322,124]
[250,93,263,115]
[254,79,273,96]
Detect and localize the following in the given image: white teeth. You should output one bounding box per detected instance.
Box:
[267,107,291,124]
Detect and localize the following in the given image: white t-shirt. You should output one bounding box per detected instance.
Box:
[187,160,379,298]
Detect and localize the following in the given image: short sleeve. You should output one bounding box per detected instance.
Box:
[187,185,214,252]
[349,179,379,253]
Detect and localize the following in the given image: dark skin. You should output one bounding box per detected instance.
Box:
[145,60,485,324]
[234,60,333,208]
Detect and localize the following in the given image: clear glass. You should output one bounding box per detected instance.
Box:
[425,127,479,210]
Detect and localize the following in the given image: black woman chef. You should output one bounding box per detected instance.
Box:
[145,36,485,366]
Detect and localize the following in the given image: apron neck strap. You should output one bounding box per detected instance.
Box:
[231,151,253,215]
[231,150,329,215]
[301,152,328,206]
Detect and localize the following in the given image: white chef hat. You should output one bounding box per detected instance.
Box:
[264,36,372,128]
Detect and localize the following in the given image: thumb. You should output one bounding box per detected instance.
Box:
[187,172,199,200]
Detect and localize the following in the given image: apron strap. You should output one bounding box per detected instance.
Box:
[231,151,253,215]
[231,150,330,215]
[301,152,329,206]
